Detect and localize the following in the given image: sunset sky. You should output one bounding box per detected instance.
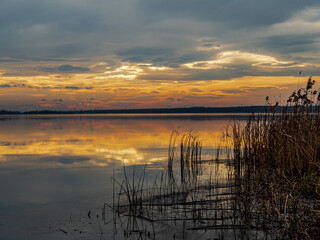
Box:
[1,0,320,111]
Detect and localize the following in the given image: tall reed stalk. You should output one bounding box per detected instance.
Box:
[230,77,320,239]
[109,77,320,239]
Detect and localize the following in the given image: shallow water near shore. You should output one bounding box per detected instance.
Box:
[0,114,245,239]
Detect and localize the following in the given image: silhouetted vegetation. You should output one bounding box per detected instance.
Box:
[109,77,320,239]
[231,76,320,239]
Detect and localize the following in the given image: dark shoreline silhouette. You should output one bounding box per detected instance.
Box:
[0,106,267,115]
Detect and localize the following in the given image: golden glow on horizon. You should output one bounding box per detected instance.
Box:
[0,55,318,110]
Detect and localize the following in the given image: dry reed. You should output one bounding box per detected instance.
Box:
[109,77,320,239]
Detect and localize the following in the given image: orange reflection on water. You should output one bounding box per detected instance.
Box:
[0,114,235,168]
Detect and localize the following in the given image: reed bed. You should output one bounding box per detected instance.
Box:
[231,77,320,239]
[110,132,261,239]
[109,77,320,239]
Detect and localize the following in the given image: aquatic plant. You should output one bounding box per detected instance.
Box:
[108,77,320,239]
[110,132,247,239]
[231,76,320,239]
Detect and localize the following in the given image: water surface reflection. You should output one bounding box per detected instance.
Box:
[0,114,241,239]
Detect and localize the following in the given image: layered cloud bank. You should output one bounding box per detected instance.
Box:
[0,0,319,110]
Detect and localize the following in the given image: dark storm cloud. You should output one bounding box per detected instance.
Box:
[0,2,100,59]
[41,64,90,73]
[255,35,318,54]
[141,0,317,24]
[118,0,320,72]
[0,0,319,79]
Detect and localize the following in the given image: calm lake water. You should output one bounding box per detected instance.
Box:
[0,114,245,239]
